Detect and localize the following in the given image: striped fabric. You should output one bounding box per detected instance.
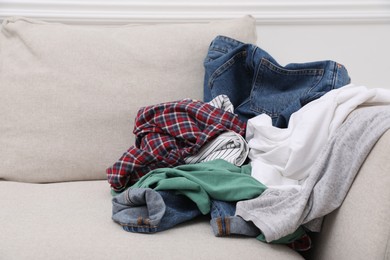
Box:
[184,131,249,166]
[208,94,234,114]
[183,95,249,166]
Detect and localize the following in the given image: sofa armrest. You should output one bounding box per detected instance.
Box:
[309,129,390,260]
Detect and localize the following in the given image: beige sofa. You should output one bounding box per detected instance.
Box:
[0,16,389,260]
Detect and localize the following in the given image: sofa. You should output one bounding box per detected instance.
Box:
[0,15,389,260]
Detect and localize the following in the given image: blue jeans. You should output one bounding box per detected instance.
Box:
[112,188,201,233]
[203,36,351,127]
[112,188,258,236]
[210,200,260,237]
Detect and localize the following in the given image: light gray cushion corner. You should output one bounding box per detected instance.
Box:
[0,16,257,183]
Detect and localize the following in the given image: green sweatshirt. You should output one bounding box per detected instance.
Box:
[132,159,267,214]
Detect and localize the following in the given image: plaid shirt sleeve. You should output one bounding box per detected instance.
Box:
[106,98,246,192]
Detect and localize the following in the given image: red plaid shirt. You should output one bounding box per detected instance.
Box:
[107,98,246,192]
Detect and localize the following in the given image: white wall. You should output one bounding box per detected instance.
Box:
[1,0,389,24]
[1,0,389,88]
[256,23,390,88]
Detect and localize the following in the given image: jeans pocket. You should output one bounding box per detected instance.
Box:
[204,50,251,106]
[208,50,248,88]
[204,47,228,63]
[204,36,246,63]
[250,58,324,119]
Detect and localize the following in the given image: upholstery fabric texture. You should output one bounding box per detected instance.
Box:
[0,16,257,183]
[0,180,304,260]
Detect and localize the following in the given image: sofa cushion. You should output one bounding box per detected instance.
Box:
[0,180,303,259]
[0,16,257,183]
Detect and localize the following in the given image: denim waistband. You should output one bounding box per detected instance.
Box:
[207,36,251,54]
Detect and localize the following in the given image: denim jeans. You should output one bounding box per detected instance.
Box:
[203,36,351,128]
[112,188,201,233]
[210,200,260,237]
[112,188,258,236]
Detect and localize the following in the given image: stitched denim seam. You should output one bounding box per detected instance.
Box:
[118,223,158,229]
[209,46,228,54]
[225,217,230,236]
[125,188,136,206]
[215,35,245,46]
[208,50,247,89]
[216,218,223,236]
[260,58,325,76]
[249,58,326,116]
[331,62,337,89]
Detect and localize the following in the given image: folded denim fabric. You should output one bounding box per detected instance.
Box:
[210,200,260,237]
[112,188,201,233]
[203,35,351,127]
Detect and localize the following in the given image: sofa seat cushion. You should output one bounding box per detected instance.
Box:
[0,180,303,260]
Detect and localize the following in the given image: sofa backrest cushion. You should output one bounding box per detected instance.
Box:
[0,16,257,183]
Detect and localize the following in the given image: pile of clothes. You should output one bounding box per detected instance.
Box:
[106,36,390,251]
